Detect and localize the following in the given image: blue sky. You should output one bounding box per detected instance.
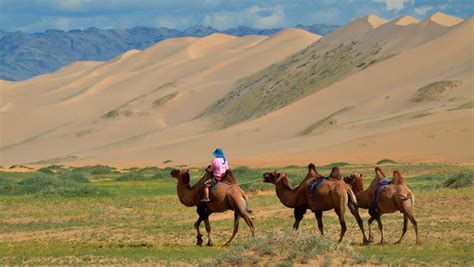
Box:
[1,0,473,32]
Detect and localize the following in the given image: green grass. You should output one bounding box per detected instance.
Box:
[0,163,473,265]
[449,100,474,111]
[116,172,146,181]
[200,41,394,128]
[152,92,178,108]
[411,80,462,103]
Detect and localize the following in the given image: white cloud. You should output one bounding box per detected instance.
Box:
[372,0,413,12]
[414,5,434,16]
[203,5,285,29]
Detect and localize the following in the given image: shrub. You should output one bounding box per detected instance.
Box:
[443,171,473,189]
[152,170,171,179]
[72,165,117,175]
[58,172,90,183]
[376,159,397,165]
[0,172,105,197]
[116,172,146,181]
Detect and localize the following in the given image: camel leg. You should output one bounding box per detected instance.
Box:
[314,210,324,236]
[241,211,255,237]
[293,207,306,230]
[194,217,204,246]
[224,212,240,246]
[348,202,368,244]
[374,216,384,245]
[335,209,347,243]
[406,212,420,245]
[368,217,375,243]
[204,218,213,247]
[395,214,408,244]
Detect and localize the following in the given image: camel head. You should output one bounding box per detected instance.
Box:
[170,168,189,179]
[262,170,287,184]
[329,166,342,180]
[344,173,362,186]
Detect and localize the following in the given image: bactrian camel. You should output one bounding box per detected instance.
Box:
[170,168,254,246]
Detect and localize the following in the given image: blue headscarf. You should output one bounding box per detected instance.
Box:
[212,148,226,164]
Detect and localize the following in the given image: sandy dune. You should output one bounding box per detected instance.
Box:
[0,13,472,167]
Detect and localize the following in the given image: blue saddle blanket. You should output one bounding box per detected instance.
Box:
[210,182,219,192]
[373,178,392,204]
[309,177,327,197]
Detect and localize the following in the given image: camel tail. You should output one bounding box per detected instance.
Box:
[347,187,358,206]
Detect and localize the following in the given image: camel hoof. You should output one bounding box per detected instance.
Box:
[363,240,370,246]
[207,242,213,247]
[416,241,421,246]
[379,241,385,246]
[196,237,203,246]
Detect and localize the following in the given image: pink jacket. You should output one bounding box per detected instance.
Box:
[208,158,229,179]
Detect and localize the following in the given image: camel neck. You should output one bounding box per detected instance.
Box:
[176,174,200,207]
[275,177,298,208]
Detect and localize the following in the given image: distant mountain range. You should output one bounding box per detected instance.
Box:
[0,24,338,81]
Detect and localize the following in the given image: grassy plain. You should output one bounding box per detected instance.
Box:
[0,163,472,265]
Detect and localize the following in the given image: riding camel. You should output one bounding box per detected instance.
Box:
[262,164,368,244]
[170,168,255,246]
[344,167,419,245]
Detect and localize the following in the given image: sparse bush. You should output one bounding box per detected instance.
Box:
[209,231,357,265]
[376,159,397,165]
[443,171,473,189]
[72,165,117,175]
[411,80,462,103]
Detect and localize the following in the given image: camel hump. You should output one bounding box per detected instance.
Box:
[222,169,237,184]
[392,170,405,185]
[308,163,319,176]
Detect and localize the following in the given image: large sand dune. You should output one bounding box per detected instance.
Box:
[1,13,472,167]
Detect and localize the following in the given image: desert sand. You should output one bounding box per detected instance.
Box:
[0,13,472,168]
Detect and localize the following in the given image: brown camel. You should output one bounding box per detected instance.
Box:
[262,164,368,244]
[344,167,419,245]
[170,168,255,246]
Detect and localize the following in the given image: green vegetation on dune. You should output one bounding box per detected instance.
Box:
[449,100,474,111]
[376,159,397,165]
[200,41,395,128]
[102,81,177,119]
[152,92,178,108]
[411,80,462,103]
[300,106,353,135]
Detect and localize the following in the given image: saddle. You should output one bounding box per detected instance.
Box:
[308,177,328,198]
[373,178,392,204]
